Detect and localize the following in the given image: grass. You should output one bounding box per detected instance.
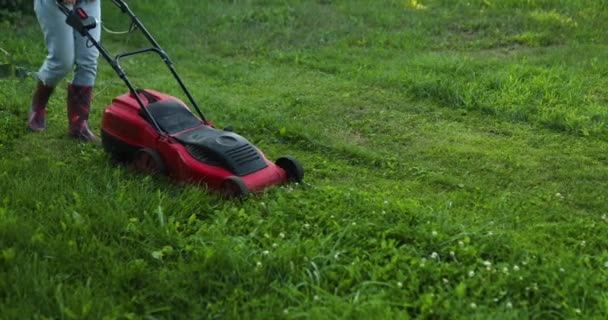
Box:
[2,0,608,318]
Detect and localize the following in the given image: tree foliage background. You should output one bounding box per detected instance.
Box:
[0,0,32,13]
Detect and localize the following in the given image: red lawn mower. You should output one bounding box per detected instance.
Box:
[57,0,303,196]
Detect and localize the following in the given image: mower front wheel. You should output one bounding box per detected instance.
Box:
[221,176,249,198]
[276,156,304,183]
[133,148,166,175]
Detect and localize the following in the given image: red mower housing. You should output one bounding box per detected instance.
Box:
[101,89,303,196]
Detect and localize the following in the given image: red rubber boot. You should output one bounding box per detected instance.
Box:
[67,83,100,142]
[26,81,54,131]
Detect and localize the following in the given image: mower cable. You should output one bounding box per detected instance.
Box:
[101,21,137,35]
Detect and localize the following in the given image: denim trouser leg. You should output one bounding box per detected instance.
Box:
[34,0,101,87]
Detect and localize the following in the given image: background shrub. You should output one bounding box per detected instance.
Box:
[0,0,32,14]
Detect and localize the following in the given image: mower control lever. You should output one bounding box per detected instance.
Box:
[55,2,97,36]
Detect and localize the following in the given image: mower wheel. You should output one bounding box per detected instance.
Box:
[133,148,166,175]
[221,176,249,198]
[275,156,304,183]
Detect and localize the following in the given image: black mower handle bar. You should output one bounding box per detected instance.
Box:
[110,0,129,12]
[54,0,207,131]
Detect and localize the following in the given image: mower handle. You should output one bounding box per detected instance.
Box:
[55,0,208,129]
[111,0,129,12]
[107,0,207,123]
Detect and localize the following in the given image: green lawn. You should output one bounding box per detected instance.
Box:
[1,0,608,318]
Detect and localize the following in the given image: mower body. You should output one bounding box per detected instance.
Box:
[101,89,296,194]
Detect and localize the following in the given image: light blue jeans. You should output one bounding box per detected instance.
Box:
[34,0,101,87]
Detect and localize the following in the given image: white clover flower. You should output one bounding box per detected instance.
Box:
[279,232,286,238]
[303,223,311,229]
[604,261,608,268]
[283,309,289,315]
[381,210,386,215]
[442,278,449,284]
[502,267,509,273]
[458,241,465,246]
[555,192,564,199]
[352,222,357,226]
[575,308,582,314]
[470,302,477,309]
[256,261,263,268]
[397,281,403,288]
[431,231,438,237]
[262,250,270,255]
[314,295,320,301]
[487,231,493,236]
[430,252,439,260]
[468,270,475,277]
[384,200,389,205]
[449,251,455,257]
[483,260,492,271]
[506,302,513,309]
[513,265,520,272]
[264,233,270,238]
[559,268,565,273]
[602,214,607,221]
[272,243,278,248]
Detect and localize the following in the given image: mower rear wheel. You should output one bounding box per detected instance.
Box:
[221,176,249,198]
[133,148,166,175]
[275,156,304,183]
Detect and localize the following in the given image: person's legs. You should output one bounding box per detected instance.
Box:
[72,0,100,87]
[35,0,75,86]
[28,0,75,131]
[67,0,101,141]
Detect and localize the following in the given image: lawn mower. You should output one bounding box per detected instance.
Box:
[56,0,303,196]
